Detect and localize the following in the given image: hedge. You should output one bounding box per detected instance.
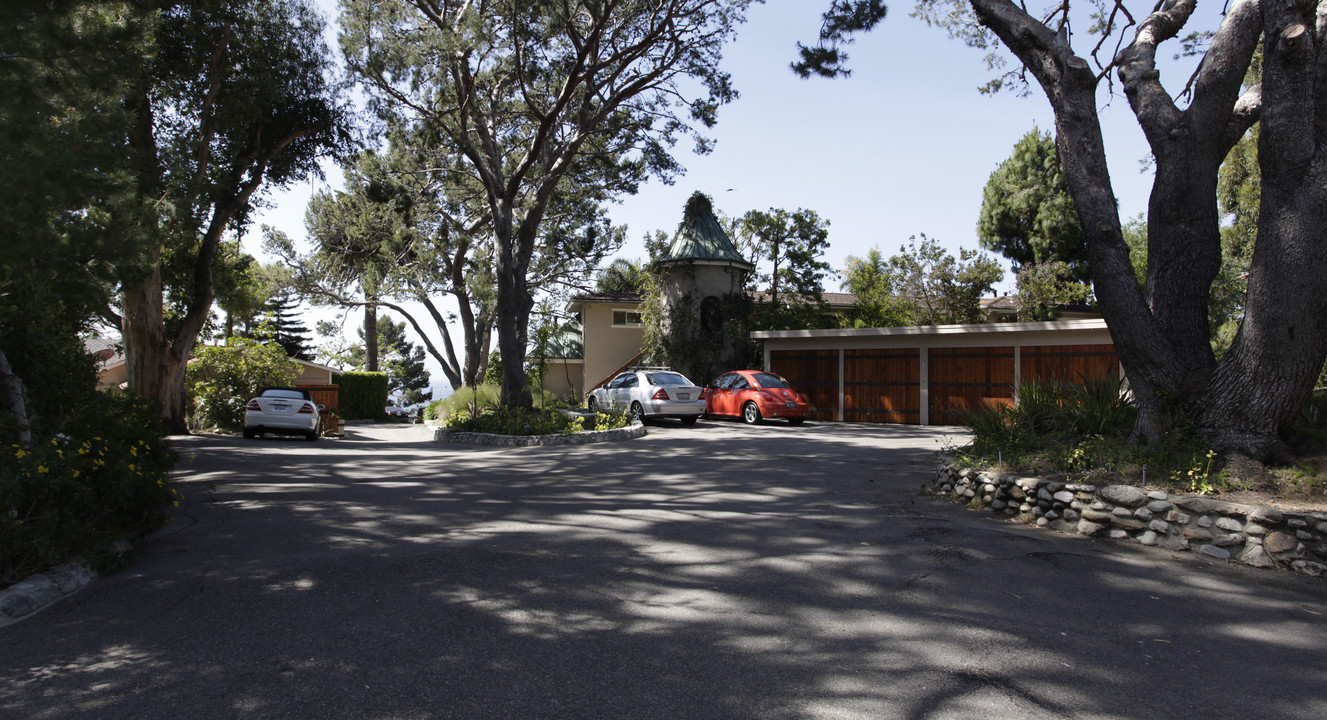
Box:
[339,371,389,419]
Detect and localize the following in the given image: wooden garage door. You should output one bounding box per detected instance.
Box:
[844,348,920,424]
[1021,344,1119,384]
[928,347,1015,425]
[770,350,838,421]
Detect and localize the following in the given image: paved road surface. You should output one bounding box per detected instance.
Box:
[2,421,1325,719]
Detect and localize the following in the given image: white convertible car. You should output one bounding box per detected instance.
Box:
[243,387,323,440]
[586,368,706,424]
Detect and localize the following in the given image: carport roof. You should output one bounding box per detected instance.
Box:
[751,318,1110,339]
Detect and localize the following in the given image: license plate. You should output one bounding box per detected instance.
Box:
[785,402,795,408]
[272,403,289,412]
[678,393,690,400]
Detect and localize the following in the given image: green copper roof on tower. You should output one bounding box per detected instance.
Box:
[658,192,754,269]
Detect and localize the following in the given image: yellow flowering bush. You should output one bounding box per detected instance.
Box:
[2,392,176,587]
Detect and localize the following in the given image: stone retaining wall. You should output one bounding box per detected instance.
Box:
[934,461,1327,579]
[433,420,646,447]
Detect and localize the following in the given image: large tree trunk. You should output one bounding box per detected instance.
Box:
[364,303,379,372]
[494,213,535,409]
[970,0,1326,460]
[1195,3,1327,458]
[122,267,191,433]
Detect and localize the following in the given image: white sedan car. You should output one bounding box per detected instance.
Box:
[243,387,323,440]
[586,369,706,424]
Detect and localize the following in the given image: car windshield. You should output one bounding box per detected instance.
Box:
[261,389,305,400]
[645,372,691,386]
[752,373,789,389]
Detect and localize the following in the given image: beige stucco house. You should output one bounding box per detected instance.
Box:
[87,336,128,391]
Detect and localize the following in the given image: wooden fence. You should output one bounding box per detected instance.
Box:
[302,384,341,435]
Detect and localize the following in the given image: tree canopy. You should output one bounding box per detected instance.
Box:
[108,0,351,432]
[842,236,1003,327]
[340,0,754,409]
[804,0,1327,460]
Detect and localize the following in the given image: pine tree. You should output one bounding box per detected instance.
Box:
[261,292,314,361]
[377,317,431,405]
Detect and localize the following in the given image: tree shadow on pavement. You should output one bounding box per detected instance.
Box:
[2,422,1325,719]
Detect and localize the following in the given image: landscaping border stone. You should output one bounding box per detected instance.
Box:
[932,459,1327,580]
[433,420,646,447]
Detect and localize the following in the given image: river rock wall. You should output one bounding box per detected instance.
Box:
[934,462,1327,579]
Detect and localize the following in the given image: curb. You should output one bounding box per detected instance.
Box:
[0,560,97,628]
[434,420,647,447]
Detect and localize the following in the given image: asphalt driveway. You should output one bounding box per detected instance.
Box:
[2,420,1325,719]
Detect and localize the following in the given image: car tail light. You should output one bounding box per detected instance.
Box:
[298,402,315,414]
[246,399,261,411]
[651,389,669,400]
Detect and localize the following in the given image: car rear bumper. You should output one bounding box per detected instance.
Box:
[644,399,707,417]
[244,412,318,434]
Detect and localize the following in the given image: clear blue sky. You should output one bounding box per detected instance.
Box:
[243,1,1182,397]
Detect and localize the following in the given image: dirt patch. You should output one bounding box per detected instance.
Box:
[982,454,1327,515]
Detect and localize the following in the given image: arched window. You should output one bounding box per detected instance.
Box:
[700,295,723,332]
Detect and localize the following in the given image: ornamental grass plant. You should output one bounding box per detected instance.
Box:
[959,378,1143,477]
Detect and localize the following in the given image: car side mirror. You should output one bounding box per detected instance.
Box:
[317,404,326,412]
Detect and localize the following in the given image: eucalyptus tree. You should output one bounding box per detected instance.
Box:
[285,123,620,391]
[803,0,1326,460]
[288,142,491,385]
[109,0,351,432]
[340,0,753,408]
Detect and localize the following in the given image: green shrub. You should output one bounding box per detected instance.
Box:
[431,384,569,421]
[2,392,177,587]
[962,379,1136,475]
[340,371,389,419]
[444,404,630,436]
[186,338,299,431]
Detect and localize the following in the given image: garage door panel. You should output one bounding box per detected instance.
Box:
[1021,345,1119,384]
[928,347,1015,425]
[844,349,919,424]
[770,350,838,421]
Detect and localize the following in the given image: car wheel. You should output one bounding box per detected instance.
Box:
[742,401,762,425]
[587,396,599,413]
[243,427,257,439]
[630,401,645,423]
[306,430,318,441]
[787,417,805,426]
[680,416,698,426]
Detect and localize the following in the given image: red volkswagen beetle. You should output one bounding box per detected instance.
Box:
[702,370,810,425]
